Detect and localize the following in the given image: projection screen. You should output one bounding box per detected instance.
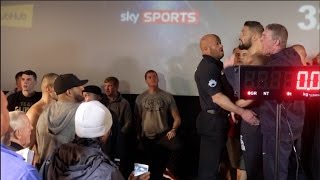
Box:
[1,1,319,96]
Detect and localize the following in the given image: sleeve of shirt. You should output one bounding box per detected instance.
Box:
[6,93,16,111]
[198,63,223,96]
[168,94,178,111]
[20,166,41,180]
[121,100,132,134]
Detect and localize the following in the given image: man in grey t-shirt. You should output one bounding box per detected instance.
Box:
[134,70,181,180]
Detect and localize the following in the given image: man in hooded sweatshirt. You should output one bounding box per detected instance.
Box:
[40,100,150,180]
[36,73,88,167]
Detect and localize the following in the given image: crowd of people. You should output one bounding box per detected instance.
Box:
[1,20,319,180]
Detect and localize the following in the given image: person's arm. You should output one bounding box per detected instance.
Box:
[26,107,40,149]
[133,100,142,140]
[235,99,254,108]
[166,108,181,140]
[211,92,259,125]
[121,100,132,134]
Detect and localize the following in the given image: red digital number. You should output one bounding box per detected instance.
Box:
[296,71,320,90]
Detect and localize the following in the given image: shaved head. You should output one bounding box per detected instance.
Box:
[200,34,224,59]
[200,34,220,51]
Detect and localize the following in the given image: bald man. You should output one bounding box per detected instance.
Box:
[27,73,58,149]
[1,91,40,179]
[292,44,309,65]
[194,34,259,179]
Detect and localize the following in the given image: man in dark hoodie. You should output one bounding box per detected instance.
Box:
[36,74,88,167]
[40,100,150,180]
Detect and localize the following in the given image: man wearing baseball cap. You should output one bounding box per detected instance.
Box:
[82,85,102,102]
[36,73,88,167]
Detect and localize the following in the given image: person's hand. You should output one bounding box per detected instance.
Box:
[128,172,150,180]
[223,54,235,69]
[166,129,176,140]
[240,109,260,126]
[230,112,237,123]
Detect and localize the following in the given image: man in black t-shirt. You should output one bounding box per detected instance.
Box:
[7,70,41,112]
[194,34,259,180]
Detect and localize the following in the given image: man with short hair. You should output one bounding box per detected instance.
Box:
[36,73,88,166]
[239,21,264,56]
[7,70,42,112]
[27,73,58,149]
[8,111,33,151]
[260,23,305,180]
[135,70,182,180]
[1,91,40,180]
[101,76,133,178]
[235,21,265,180]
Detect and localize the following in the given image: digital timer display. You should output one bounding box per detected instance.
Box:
[235,65,320,100]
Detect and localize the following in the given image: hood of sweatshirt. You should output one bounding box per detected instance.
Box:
[46,101,80,134]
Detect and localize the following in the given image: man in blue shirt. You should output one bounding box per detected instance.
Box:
[1,91,40,180]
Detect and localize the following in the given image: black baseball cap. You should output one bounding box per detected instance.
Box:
[83,85,102,96]
[54,74,88,95]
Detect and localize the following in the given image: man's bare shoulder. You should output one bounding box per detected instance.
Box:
[26,100,47,121]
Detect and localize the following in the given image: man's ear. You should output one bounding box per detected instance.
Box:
[274,39,281,46]
[252,34,259,41]
[14,129,22,140]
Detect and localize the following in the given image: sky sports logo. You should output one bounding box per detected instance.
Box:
[120,10,199,24]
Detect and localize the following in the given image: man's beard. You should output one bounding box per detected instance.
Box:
[238,41,252,50]
[74,94,84,102]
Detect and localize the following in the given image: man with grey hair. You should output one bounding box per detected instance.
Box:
[260,23,305,180]
[8,111,33,151]
[36,74,88,167]
[1,91,40,179]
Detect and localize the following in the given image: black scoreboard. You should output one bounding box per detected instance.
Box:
[226,65,320,100]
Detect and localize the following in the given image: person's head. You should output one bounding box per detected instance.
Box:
[15,71,24,91]
[41,73,59,101]
[1,91,10,137]
[104,77,119,97]
[83,85,102,102]
[144,70,159,88]
[9,111,33,147]
[54,74,88,103]
[21,70,37,93]
[292,44,308,65]
[200,34,224,60]
[239,21,264,50]
[75,100,112,144]
[261,23,288,55]
[245,53,269,65]
[234,48,249,65]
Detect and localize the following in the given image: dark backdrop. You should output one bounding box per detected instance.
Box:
[123,94,320,180]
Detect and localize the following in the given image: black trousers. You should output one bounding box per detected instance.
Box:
[142,137,170,180]
[262,134,301,180]
[196,111,228,180]
[240,121,263,180]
